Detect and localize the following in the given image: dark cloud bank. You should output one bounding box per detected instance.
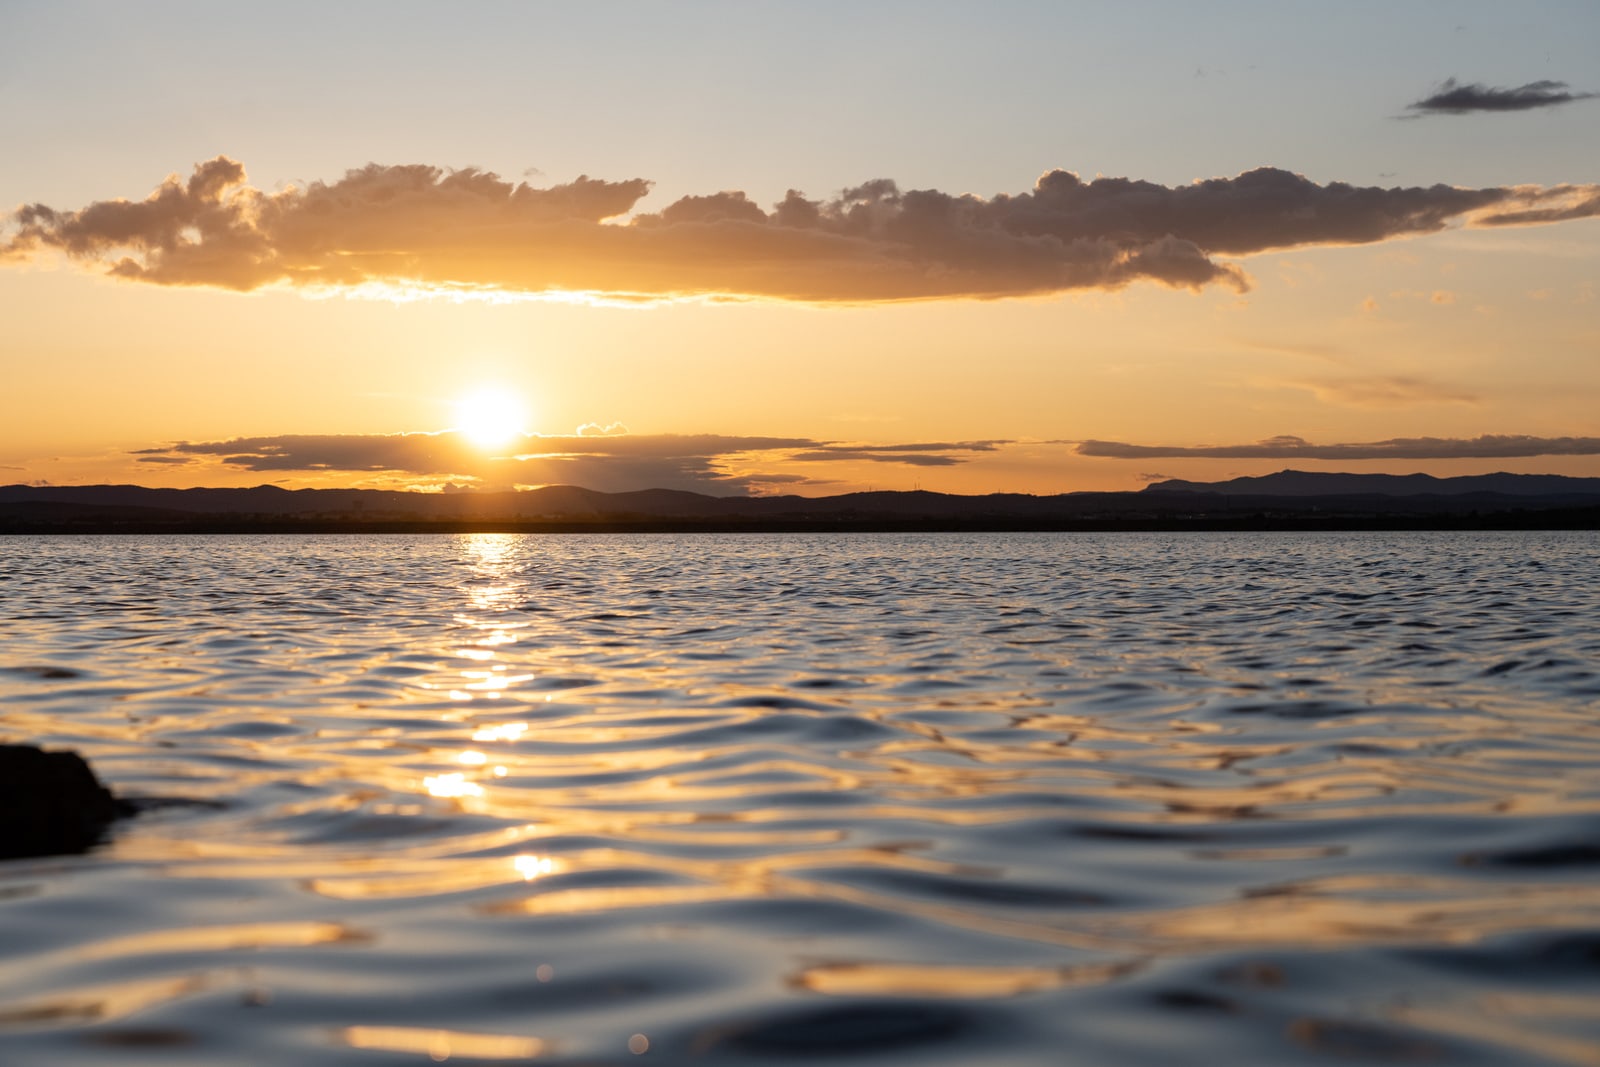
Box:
[134,432,1006,493]
[1407,78,1598,115]
[133,431,1600,495]
[5,158,1598,302]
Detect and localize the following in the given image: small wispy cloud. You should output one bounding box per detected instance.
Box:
[1407,77,1598,115]
[1077,433,1600,461]
[788,441,1008,466]
[1279,375,1479,409]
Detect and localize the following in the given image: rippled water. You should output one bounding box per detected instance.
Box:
[1,532,1599,1065]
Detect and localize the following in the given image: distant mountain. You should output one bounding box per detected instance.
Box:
[4,475,1600,532]
[1143,470,1600,498]
[0,483,1090,523]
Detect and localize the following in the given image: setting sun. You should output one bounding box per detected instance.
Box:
[455,387,527,450]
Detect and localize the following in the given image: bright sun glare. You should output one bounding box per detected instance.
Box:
[455,387,527,450]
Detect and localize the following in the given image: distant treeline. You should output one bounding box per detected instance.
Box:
[4,472,1600,533]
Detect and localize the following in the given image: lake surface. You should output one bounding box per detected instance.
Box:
[1,532,1598,1066]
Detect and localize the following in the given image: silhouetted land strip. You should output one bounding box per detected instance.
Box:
[5,471,1600,533]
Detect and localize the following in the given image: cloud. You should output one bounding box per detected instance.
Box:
[7,158,1598,304]
[787,440,1008,465]
[161,432,479,473]
[789,452,963,467]
[1280,376,1478,409]
[1077,434,1600,461]
[575,421,628,436]
[811,441,1007,453]
[132,431,1002,493]
[737,473,816,486]
[142,431,807,493]
[1407,77,1598,115]
[1474,186,1600,227]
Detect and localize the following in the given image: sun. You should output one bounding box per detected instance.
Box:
[455,387,528,450]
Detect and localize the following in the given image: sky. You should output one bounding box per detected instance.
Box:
[2,0,1598,496]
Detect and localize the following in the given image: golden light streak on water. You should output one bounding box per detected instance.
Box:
[340,1026,546,1060]
[422,773,483,799]
[513,854,558,880]
[791,960,1139,998]
[0,975,213,1027]
[74,923,367,960]
[472,723,529,743]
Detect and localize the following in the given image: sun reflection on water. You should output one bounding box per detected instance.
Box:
[461,534,524,620]
[461,668,533,693]
[513,855,558,880]
[436,535,539,707]
[422,773,483,799]
[472,723,528,743]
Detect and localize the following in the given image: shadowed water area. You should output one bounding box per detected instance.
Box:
[1,531,1598,1065]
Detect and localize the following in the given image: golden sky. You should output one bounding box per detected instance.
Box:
[3,2,1597,495]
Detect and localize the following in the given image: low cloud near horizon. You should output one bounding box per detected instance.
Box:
[133,431,1008,493]
[1076,434,1600,461]
[4,157,1598,303]
[1406,77,1598,115]
[128,429,1600,491]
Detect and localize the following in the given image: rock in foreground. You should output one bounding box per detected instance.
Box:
[0,744,129,860]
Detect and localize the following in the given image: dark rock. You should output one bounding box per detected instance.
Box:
[0,745,131,860]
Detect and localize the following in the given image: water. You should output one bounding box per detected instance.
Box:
[1,531,1598,1066]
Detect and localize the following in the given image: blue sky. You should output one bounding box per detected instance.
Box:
[7,1,1596,202]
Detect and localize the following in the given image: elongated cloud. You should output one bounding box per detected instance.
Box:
[1077,434,1600,461]
[1408,77,1597,115]
[788,441,1008,466]
[6,158,1598,303]
[132,431,1003,493]
[1475,185,1600,227]
[1279,376,1479,409]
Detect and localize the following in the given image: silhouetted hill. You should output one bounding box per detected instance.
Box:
[1144,470,1600,498]
[4,474,1600,532]
[0,484,1113,525]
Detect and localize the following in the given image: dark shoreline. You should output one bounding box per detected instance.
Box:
[6,474,1600,534]
[6,510,1600,535]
